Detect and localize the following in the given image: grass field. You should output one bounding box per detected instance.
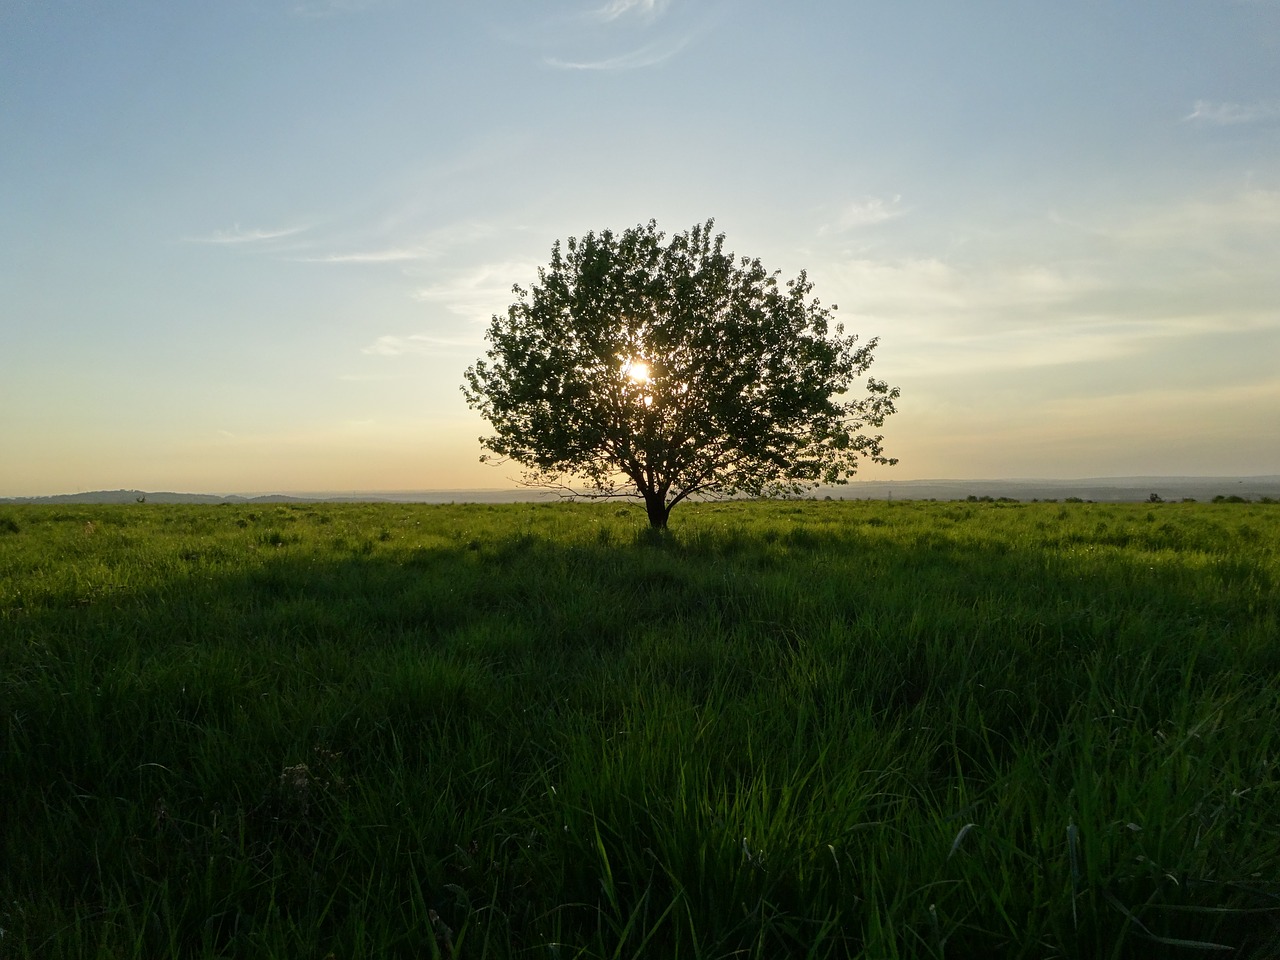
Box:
[1,499,1277,958]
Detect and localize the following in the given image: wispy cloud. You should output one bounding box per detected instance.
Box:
[295,247,426,264]
[362,262,537,358]
[290,221,510,265]
[362,334,483,357]
[832,258,1104,330]
[292,0,381,18]
[546,35,690,70]
[1183,99,1280,124]
[821,196,906,233]
[541,0,704,70]
[590,0,672,23]
[822,187,1280,382]
[185,224,310,244]
[411,260,538,319]
[1075,188,1280,245]
[1046,378,1280,423]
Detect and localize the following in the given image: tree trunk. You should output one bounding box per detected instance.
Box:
[644,493,671,529]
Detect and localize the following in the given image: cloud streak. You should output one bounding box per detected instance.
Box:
[295,247,426,264]
[410,259,538,319]
[362,334,483,357]
[292,0,381,18]
[185,224,310,244]
[546,35,689,70]
[1183,99,1280,124]
[1055,188,1280,253]
[821,195,906,233]
[820,186,1280,382]
[589,0,672,23]
[288,221,511,265]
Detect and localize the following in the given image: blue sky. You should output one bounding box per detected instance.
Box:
[2,0,1278,495]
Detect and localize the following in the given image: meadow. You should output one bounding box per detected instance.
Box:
[1,498,1277,959]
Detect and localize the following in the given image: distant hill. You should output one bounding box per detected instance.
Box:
[0,489,271,505]
[0,488,558,506]
[3,478,1279,506]
[830,476,1280,503]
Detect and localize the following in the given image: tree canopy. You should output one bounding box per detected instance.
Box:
[462,219,899,528]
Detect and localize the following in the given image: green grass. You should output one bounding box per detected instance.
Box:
[1,498,1278,958]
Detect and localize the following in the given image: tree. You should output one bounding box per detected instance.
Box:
[461,219,900,528]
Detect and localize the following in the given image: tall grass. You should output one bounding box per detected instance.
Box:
[1,499,1277,957]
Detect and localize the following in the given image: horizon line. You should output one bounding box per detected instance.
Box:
[4,473,1279,502]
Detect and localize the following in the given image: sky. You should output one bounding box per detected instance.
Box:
[2,0,1278,496]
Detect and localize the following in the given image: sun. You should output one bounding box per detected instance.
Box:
[623,359,651,384]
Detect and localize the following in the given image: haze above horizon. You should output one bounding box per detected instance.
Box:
[3,0,1277,498]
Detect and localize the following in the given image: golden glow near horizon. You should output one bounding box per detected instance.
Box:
[2,3,1278,496]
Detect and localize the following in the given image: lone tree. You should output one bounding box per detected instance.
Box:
[462,219,899,528]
